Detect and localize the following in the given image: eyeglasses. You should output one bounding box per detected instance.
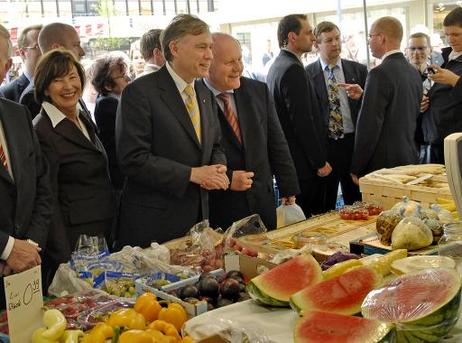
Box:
[23,45,39,50]
[408,47,428,52]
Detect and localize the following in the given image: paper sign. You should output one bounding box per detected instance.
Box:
[4,265,43,343]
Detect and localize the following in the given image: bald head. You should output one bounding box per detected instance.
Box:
[38,23,85,60]
[208,33,243,92]
[372,16,403,44]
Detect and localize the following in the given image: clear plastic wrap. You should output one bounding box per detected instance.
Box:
[183,317,272,343]
[276,203,306,228]
[362,268,462,340]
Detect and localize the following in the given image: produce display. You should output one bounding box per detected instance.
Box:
[339,202,383,220]
[362,268,462,342]
[390,255,457,275]
[294,311,393,343]
[247,254,322,307]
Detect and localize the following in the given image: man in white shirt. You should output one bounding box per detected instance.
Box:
[116,14,228,247]
[0,24,51,307]
[351,16,422,180]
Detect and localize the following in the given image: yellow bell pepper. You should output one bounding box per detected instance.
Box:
[106,308,146,330]
[134,292,162,322]
[145,328,172,343]
[158,303,188,331]
[148,320,181,340]
[181,336,194,343]
[32,327,59,343]
[41,309,67,341]
[119,329,154,343]
[81,322,114,343]
[59,329,84,343]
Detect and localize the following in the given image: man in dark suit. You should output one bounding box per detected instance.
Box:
[116,15,229,247]
[0,25,52,308]
[427,7,462,163]
[266,14,331,218]
[20,22,86,118]
[204,33,299,230]
[351,17,422,181]
[306,22,367,211]
[0,24,42,103]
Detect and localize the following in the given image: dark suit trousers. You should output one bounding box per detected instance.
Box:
[319,133,361,211]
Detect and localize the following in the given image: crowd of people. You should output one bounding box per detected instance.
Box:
[0,8,462,307]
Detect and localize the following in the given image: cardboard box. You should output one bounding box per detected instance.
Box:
[224,253,276,279]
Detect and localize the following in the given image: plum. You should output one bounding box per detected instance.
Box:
[220,278,241,300]
[198,277,220,298]
[178,285,199,300]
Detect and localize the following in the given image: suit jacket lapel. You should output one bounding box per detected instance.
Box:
[158,68,201,149]
[341,59,360,124]
[233,86,249,150]
[0,102,20,184]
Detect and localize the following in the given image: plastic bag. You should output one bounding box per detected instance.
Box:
[276,204,306,228]
[223,214,269,254]
[70,234,110,272]
[48,263,94,297]
[169,220,224,272]
[361,268,461,341]
[184,317,272,343]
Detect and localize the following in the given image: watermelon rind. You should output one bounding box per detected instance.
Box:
[294,310,394,343]
[362,268,462,342]
[290,266,382,315]
[247,254,322,307]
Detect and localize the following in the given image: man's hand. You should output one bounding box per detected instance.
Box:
[338,83,363,100]
[281,196,296,205]
[351,173,359,185]
[190,164,229,190]
[317,162,332,177]
[230,171,254,191]
[6,239,41,273]
[420,95,430,113]
[428,65,461,87]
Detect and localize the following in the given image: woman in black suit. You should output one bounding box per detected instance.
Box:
[33,49,115,286]
[92,54,131,190]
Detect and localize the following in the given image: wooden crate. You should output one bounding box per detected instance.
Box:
[359,177,453,209]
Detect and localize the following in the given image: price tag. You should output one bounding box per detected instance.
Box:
[4,265,43,342]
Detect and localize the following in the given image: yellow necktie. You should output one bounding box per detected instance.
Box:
[183,84,201,143]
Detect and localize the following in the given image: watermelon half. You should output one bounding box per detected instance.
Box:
[247,254,322,307]
[290,266,382,315]
[294,311,394,343]
[362,268,462,342]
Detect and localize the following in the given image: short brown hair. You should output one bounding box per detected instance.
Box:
[373,16,403,43]
[34,49,85,104]
[161,14,210,62]
[314,21,340,42]
[409,32,431,47]
[444,7,462,28]
[91,54,129,94]
[0,24,13,62]
[140,29,162,60]
[18,24,42,49]
[277,14,307,48]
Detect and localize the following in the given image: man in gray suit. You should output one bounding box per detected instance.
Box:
[351,17,422,182]
[116,15,228,247]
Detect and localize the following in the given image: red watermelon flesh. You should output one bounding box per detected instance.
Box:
[251,254,322,303]
[294,311,393,343]
[362,268,461,322]
[290,266,381,315]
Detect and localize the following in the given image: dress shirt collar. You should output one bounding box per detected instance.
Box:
[449,50,462,61]
[166,61,195,94]
[203,78,234,96]
[42,101,82,128]
[24,71,33,82]
[382,50,402,60]
[319,57,342,72]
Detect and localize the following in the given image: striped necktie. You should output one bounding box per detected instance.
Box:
[217,92,242,144]
[0,142,8,170]
[183,84,201,143]
[326,65,344,139]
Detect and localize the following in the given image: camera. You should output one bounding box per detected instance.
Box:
[426,66,437,75]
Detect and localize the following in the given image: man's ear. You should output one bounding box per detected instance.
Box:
[288,31,296,44]
[169,40,178,59]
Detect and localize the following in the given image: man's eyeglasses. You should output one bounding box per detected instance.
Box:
[408,46,428,52]
[23,45,39,50]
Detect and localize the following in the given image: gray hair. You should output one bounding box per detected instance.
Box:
[161,14,210,62]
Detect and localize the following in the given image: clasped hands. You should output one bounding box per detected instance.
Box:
[191,164,230,190]
[1,239,41,276]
